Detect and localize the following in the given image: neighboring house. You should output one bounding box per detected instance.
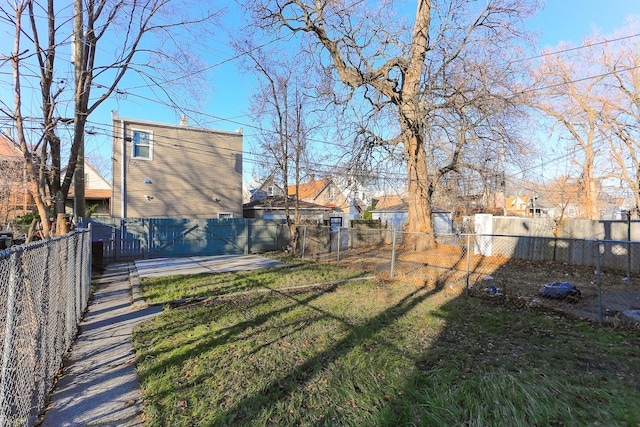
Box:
[372,194,406,210]
[287,175,349,211]
[243,196,333,221]
[453,191,505,216]
[0,131,33,224]
[332,176,374,213]
[506,195,531,217]
[506,195,550,218]
[248,175,286,203]
[65,161,111,217]
[371,202,453,234]
[111,112,243,218]
[545,202,581,221]
[603,197,636,220]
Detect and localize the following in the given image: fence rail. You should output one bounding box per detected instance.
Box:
[298,226,640,274]
[0,229,92,427]
[298,226,639,326]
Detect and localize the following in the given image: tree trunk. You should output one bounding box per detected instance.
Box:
[399,1,435,250]
[11,3,51,239]
[24,161,51,239]
[584,147,599,220]
[403,129,436,250]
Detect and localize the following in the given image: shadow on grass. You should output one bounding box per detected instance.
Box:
[135,246,640,426]
[139,261,363,303]
[214,280,446,422]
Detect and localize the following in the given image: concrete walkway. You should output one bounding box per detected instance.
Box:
[40,263,162,427]
[39,255,286,426]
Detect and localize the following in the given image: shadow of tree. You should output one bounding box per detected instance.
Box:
[134,246,640,426]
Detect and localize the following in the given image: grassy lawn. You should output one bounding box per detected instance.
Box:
[133,259,640,426]
[139,255,367,304]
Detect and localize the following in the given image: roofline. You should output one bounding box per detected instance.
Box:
[0,132,23,158]
[111,111,243,138]
[244,206,333,211]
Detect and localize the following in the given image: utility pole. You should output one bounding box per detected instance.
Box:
[73,0,85,219]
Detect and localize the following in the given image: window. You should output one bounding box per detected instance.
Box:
[328,186,335,200]
[132,130,152,160]
[218,212,233,219]
[268,185,274,196]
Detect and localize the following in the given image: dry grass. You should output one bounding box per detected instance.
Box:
[133,262,640,426]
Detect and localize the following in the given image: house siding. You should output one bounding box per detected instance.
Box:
[112,116,243,218]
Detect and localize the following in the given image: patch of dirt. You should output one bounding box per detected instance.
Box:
[326,244,640,328]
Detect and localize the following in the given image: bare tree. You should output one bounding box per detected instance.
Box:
[541,175,583,236]
[4,1,52,237]
[239,40,320,253]
[1,0,221,237]
[597,26,640,216]
[246,0,536,249]
[530,44,610,220]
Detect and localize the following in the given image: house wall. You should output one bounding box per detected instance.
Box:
[85,166,111,190]
[372,211,453,234]
[311,183,349,211]
[112,116,243,218]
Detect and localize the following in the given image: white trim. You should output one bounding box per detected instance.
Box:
[131,128,154,160]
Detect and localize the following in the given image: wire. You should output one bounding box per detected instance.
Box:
[511,33,640,64]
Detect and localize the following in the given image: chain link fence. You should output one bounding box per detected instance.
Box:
[0,228,92,427]
[298,226,639,326]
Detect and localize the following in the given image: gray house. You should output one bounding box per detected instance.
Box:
[243,196,333,221]
[111,112,243,218]
[371,202,453,234]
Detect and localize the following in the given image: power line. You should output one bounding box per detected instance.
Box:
[511,32,640,64]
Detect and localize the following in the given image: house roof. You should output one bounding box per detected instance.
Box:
[372,202,450,214]
[373,202,409,212]
[67,189,111,200]
[373,194,405,209]
[287,177,330,199]
[112,111,244,138]
[0,133,22,159]
[244,196,333,211]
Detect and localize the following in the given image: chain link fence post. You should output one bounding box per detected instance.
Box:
[465,234,472,295]
[336,227,341,266]
[301,225,307,259]
[627,213,631,281]
[0,251,19,426]
[390,228,397,279]
[596,240,603,326]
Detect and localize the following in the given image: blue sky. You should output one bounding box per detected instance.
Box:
[3,1,639,182]
[529,0,639,47]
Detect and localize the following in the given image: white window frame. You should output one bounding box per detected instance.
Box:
[131,129,153,160]
[218,212,233,219]
[328,186,335,200]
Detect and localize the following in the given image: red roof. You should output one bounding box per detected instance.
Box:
[287,177,330,199]
[0,134,22,159]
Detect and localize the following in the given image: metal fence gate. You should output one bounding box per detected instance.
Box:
[86,218,289,262]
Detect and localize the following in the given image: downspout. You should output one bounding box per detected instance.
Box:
[121,118,126,218]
